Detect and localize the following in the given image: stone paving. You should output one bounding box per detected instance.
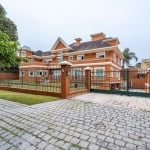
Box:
[0,93,150,150]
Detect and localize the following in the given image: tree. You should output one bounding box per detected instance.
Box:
[0,3,6,18]
[0,4,18,41]
[135,62,141,68]
[122,48,138,68]
[0,31,18,70]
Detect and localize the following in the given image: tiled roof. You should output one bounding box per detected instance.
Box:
[33,50,51,56]
[22,46,32,50]
[69,38,112,52]
[33,37,114,56]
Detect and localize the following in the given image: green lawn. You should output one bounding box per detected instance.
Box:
[0,90,60,105]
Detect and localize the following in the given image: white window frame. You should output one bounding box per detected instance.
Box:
[77,55,84,61]
[51,70,61,76]
[74,68,82,79]
[43,70,48,77]
[36,70,43,77]
[29,70,34,77]
[94,67,105,77]
[68,56,73,61]
[57,51,63,55]
[96,52,105,59]
[57,56,63,63]
[19,71,24,77]
[21,51,26,57]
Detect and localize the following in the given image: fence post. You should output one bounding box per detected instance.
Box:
[146,69,150,93]
[126,69,129,95]
[59,61,72,98]
[84,67,92,92]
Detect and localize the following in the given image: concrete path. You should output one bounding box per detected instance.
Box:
[0,93,150,150]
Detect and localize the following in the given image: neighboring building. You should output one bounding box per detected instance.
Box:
[141,59,150,70]
[141,59,150,92]
[19,32,124,89]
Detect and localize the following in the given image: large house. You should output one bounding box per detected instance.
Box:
[19,32,124,89]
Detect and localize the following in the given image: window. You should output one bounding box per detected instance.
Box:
[57,51,63,55]
[20,51,26,57]
[68,56,73,61]
[36,70,43,76]
[74,69,82,79]
[29,70,34,77]
[43,71,48,77]
[51,70,61,76]
[77,55,84,60]
[95,68,105,77]
[43,59,52,63]
[113,53,116,62]
[19,71,24,77]
[96,52,105,59]
[57,56,63,63]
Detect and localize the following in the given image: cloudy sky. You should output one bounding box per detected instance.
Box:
[0,0,150,64]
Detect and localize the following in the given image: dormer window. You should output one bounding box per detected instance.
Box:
[96,52,105,59]
[77,55,84,61]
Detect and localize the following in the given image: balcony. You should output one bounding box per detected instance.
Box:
[19,62,59,68]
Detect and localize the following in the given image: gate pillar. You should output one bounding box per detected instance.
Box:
[59,61,72,98]
[84,67,92,92]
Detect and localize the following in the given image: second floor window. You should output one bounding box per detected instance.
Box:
[77,55,84,61]
[68,56,73,61]
[21,51,26,57]
[96,52,105,59]
[57,56,63,63]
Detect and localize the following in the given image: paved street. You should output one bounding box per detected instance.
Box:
[0,93,150,150]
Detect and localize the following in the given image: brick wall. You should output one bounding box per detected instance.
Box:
[0,73,19,80]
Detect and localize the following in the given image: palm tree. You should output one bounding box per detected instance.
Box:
[122,48,138,68]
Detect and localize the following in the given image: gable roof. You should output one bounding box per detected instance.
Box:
[50,37,72,50]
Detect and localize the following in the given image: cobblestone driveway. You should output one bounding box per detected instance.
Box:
[0,93,150,150]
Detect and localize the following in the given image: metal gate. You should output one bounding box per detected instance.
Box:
[91,69,150,97]
[69,69,87,92]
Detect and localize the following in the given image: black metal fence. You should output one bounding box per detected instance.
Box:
[91,69,150,97]
[0,69,61,93]
[69,69,86,92]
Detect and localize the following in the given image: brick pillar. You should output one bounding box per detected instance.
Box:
[84,67,92,92]
[146,70,150,93]
[59,61,72,98]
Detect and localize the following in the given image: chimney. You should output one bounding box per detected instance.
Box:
[75,38,82,45]
[90,32,106,41]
